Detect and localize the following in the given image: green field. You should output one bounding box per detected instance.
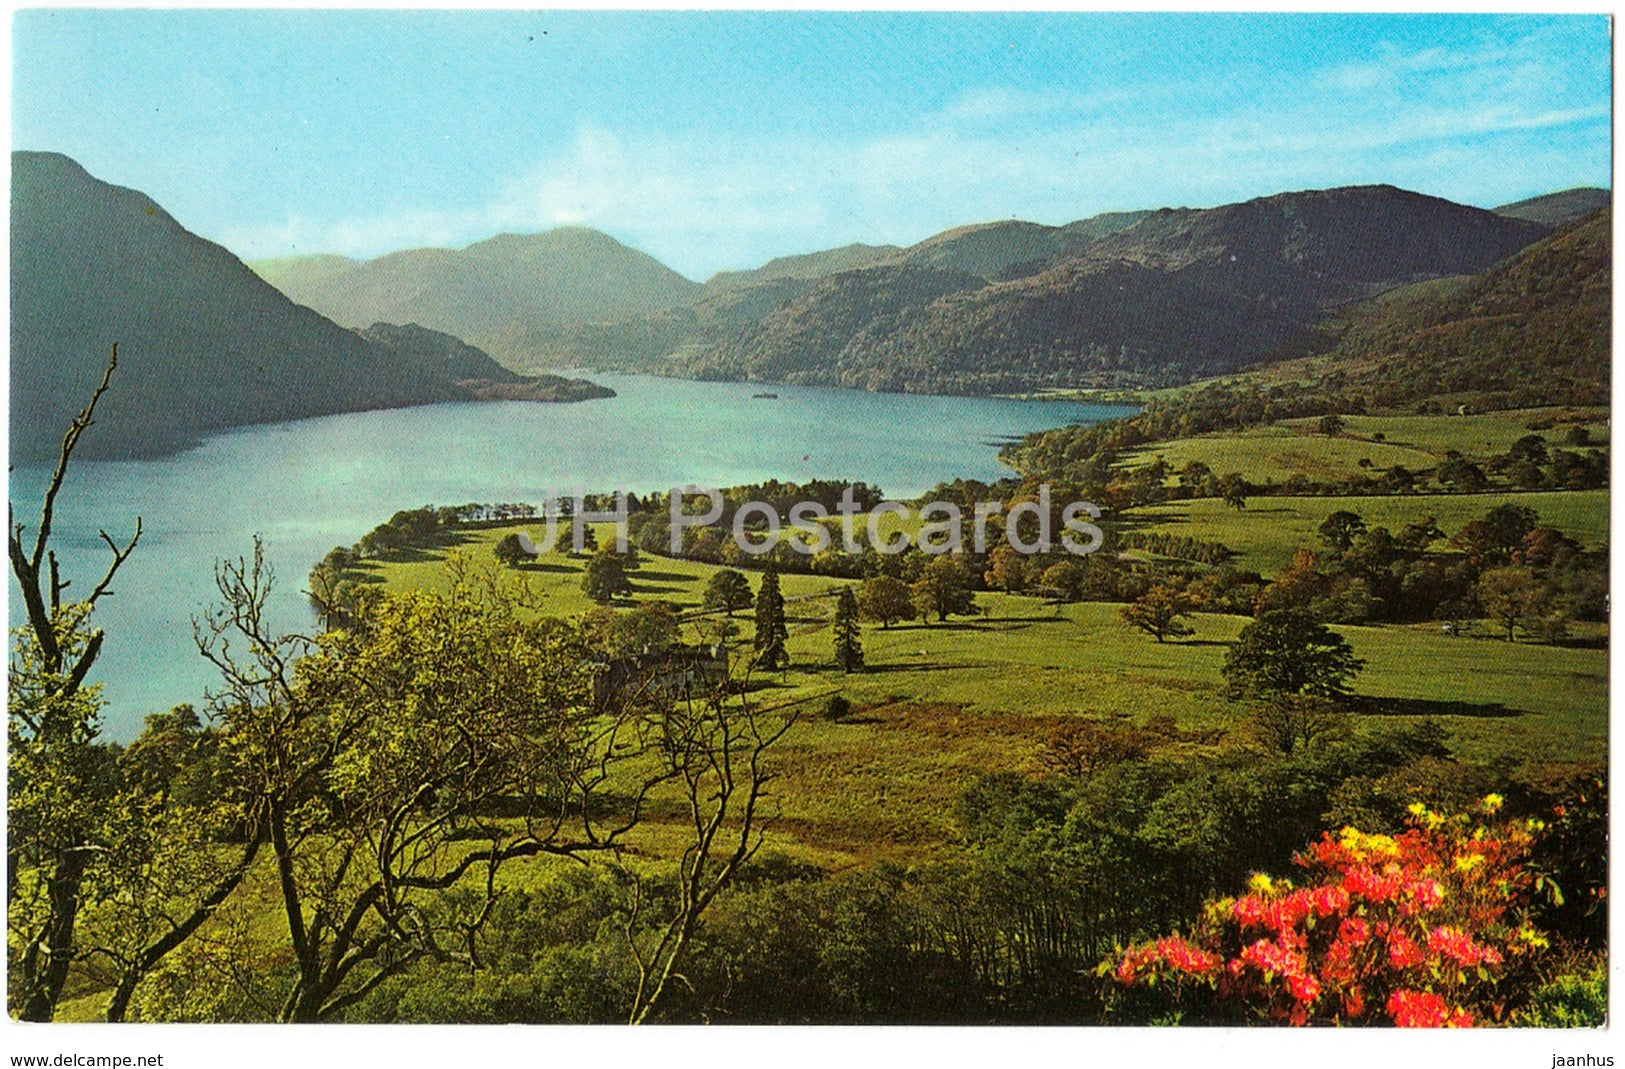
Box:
[1125,427,1439,484]
[1276,409,1609,458]
[364,520,1609,866]
[1127,489,1609,575]
[1123,408,1608,487]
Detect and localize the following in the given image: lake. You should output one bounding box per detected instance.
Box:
[9,372,1133,739]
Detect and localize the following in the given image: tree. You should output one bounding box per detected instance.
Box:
[622,690,796,1023]
[1476,565,1546,642]
[857,574,914,628]
[1039,719,1151,779]
[583,603,680,659]
[197,550,684,1022]
[1222,608,1364,701]
[1121,584,1196,643]
[832,587,864,672]
[1437,455,1488,492]
[1038,559,1090,602]
[982,545,1029,592]
[493,531,534,567]
[1317,414,1346,436]
[753,565,789,669]
[1217,473,1249,511]
[582,549,632,603]
[1318,510,1367,553]
[1507,433,1549,466]
[8,348,142,1021]
[1248,695,1351,757]
[911,556,978,623]
[1397,516,1445,553]
[702,568,753,616]
[1453,505,1540,567]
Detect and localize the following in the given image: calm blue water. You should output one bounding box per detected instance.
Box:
[10,373,1132,739]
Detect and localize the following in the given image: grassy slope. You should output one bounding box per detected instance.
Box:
[366,519,1608,868]
[1126,490,1609,576]
[1123,408,1610,485]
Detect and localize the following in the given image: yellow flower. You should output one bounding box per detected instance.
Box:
[1482,793,1505,813]
[1454,853,1485,872]
[1248,873,1274,894]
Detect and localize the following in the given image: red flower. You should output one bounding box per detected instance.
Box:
[1241,937,1304,978]
[1311,884,1350,917]
[1338,916,1370,945]
[1231,894,1268,928]
[1387,989,1449,1027]
[1427,925,1488,967]
[1286,972,1321,1005]
[1387,932,1424,970]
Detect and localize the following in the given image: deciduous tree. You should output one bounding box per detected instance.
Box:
[857,575,914,628]
[911,556,978,623]
[7,348,141,1021]
[1222,609,1364,701]
[1121,584,1197,643]
[702,568,753,616]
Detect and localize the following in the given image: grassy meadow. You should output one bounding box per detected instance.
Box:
[1126,489,1608,574]
[1123,408,1609,487]
[358,510,1609,869]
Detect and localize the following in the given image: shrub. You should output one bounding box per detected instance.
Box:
[1110,796,1554,1026]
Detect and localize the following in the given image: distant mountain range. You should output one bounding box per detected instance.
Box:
[663,186,1552,392]
[253,184,1593,397]
[13,149,1608,460]
[11,152,614,461]
[252,227,700,358]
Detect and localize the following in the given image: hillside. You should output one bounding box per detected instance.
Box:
[1265,208,1611,410]
[355,322,615,402]
[377,209,1156,374]
[877,210,1152,280]
[670,185,1551,392]
[705,243,901,289]
[676,265,988,386]
[251,228,702,364]
[1494,187,1611,227]
[355,321,523,383]
[10,152,472,461]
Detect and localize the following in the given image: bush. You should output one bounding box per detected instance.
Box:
[823,695,853,722]
[1110,796,1555,1026]
[1509,957,1607,1027]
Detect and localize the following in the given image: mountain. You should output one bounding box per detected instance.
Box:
[11,152,476,461]
[491,209,1155,374]
[667,185,1552,393]
[681,265,987,386]
[355,321,523,383]
[1262,208,1610,410]
[1494,187,1611,227]
[356,322,614,402]
[250,228,702,364]
[705,243,901,289]
[884,211,1152,280]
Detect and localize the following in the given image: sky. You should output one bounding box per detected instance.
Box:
[11,9,1614,281]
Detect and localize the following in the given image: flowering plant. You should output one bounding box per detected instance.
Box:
[1110,795,1550,1026]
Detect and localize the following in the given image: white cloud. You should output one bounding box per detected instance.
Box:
[219,24,1609,279]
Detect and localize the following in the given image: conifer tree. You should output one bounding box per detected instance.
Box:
[753,565,789,669]
[832,586,864,672]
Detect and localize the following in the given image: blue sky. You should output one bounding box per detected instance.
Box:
[12,10,1612,280]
